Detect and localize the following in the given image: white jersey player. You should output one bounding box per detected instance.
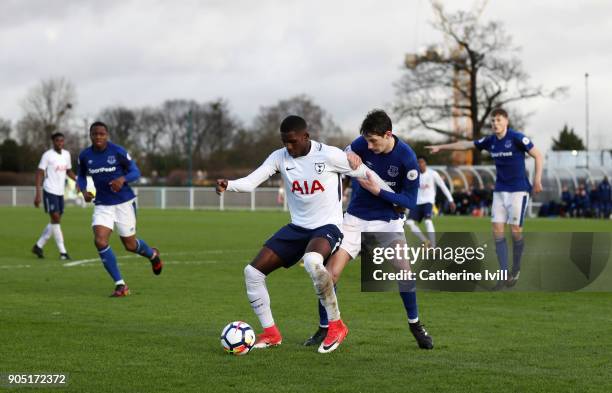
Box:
[216,115,392,354]
[405,156,455,247]
[32,132,76,260]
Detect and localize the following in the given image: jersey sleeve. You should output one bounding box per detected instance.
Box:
[65,151,72,170]
[326,146,393,192]
[512,131,534,152]
[116,147,140,183]
[227,149,282,192]
[433,170,454,202]
[76,152,88,191]
[473,135,492,151]
[37,152,48,171]
[349,136,368,156]
[377,155,419,209]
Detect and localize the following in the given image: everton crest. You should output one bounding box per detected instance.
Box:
[387,165,399,177]
[107,155,116,165]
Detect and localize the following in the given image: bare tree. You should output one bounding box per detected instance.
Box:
[251,95,342,148]
[98,106,137,149]
[0,118,11,142]
[17,77,76,150]
[394,2,565,163]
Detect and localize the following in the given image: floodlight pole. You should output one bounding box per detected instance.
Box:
[585,72,589,169]
[187,110,193,187]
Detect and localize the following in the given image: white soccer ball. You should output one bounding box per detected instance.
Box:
[220,321,256,356]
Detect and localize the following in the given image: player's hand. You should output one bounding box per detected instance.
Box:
[34,193,41,208]
[426,145,441,154]
[109,176,126,192]
[216,179,228,195]
[449,202,457,213]
[346,152,362,170]
[83,192,95,203]
[533,180,543,194]
[357,171,381,196]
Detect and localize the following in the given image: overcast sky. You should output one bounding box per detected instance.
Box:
[1,0,610,153]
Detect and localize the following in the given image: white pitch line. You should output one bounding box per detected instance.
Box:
[62,248,257,267]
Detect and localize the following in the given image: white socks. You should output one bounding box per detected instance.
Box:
[36,223,67,253]
[244,265,275,329]
[424,219,436,246]
[36,224,53,248]
[406,220,427,243]
[51,224,67,253]
[303,252,340,322]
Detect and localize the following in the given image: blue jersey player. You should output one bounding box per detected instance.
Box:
[427,108,543,289]
[76,122,163,297]
[305,110,434,350]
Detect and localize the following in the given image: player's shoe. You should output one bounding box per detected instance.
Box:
[506,270,520,287]
[318,319,348,353]
[303,326,328,346]
[110,284,130,297]
[59,253,71,260]
[409,321,433,349]
[253,325,282,348]
[150,248,163,275]
[31,245,44,259]
[491,280,506,291]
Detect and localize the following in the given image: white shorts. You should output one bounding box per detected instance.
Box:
[340,213,405,259]
[92,199,137,237]
[491,191,529,227]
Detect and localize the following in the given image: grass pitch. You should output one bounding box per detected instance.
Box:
[0,207,611,392]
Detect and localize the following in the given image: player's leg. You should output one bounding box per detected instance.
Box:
[117,200,163,275]
[491,192,509,290]
[405,206,427,245]
[92,205,129,297]
[246,247,285,348]
[304,227,348,353]
[422,203,436,247]
[507,192,529,286]
[304,248,351,346]
[32,191,55,258]
[49,194,70,259]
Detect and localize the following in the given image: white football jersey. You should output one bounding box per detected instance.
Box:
[416,168,454,205]
[228,141,378,229]
[38,149,72,196]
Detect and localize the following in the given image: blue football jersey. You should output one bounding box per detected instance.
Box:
[76,142,140,205]
[347,136,419,221]
[474,129,534,192]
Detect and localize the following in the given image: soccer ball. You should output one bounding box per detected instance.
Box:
[220,321,256,356]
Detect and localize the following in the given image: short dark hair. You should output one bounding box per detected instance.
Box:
[280,115,307,133]
[491,108,508,118]
[417,155,427,162]
[89,121,109,133]
[360,110,392,136]
[51,132,64,140]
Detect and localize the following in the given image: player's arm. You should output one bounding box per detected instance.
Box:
[216,151,280,195]
[65,153,76,182]
[111,150,140,192]
[426,140,475,154]
[76,155,93,202]
[328,147,394,193]
[528,146,543,194]
[34,169,44,208]
[370,162,419,210]
[433,170,456,211]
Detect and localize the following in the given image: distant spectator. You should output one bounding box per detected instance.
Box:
[599,176,611,218]
[561,186,573,217]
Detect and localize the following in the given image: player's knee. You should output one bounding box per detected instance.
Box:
[510,225,523,239]
[244,264,265,284]
[303,252,324,275]
[123,241,137,252]
[94,238,108,250]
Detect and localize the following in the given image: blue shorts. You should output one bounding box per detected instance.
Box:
[408,203,433,222]
[264,223,343,268]
[43,190,64,214]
